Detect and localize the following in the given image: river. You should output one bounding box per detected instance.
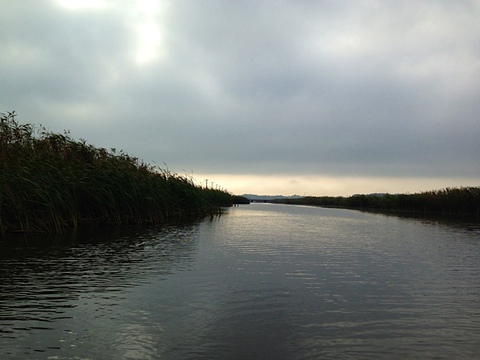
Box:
[1,203,479,359]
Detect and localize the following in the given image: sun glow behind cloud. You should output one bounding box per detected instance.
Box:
[57,0,165,64]
[135,0,164,64]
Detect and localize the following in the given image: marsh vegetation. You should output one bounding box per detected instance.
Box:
[274,187,480,216]
[0,111,234,235]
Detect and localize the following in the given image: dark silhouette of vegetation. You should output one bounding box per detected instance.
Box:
[273,188,480,216]
[232,195,250,204]
[0,111,234,235]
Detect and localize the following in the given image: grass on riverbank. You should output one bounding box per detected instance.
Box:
[0,111,234,235]
[273,187,480,215]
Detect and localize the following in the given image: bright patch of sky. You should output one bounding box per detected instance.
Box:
[134,0,163,64]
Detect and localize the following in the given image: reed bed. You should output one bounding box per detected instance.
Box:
[0,111,234,235]
[274,187,480,215]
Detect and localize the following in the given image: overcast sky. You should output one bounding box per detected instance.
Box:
[1,0,479,195]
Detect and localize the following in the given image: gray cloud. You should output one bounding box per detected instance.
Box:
[1,0,479,194]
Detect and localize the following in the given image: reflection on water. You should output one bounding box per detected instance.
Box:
[0,204,479,359]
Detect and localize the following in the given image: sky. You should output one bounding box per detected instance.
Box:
[1,0,479,196]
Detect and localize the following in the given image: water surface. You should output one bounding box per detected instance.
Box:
[1,204,479,359]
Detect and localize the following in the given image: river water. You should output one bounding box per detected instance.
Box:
[1,203,479,359]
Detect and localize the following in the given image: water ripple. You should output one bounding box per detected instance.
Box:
[1,205,479,359]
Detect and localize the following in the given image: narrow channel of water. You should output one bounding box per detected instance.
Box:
[1,204,479,359]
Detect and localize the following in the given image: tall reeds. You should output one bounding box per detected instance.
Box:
[274,187,480,215]
[0,111,234,235]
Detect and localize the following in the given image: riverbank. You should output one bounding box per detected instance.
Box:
[272,187,480,216]
[0,111,235,235]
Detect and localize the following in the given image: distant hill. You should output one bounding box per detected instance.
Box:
[352,193,387,197]
[241,194,303,202]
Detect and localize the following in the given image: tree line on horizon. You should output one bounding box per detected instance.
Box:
[0,111,237,235]
[272,187,480,215]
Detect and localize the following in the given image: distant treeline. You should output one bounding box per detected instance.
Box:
[0,111,237,235]
[273,187,480,215]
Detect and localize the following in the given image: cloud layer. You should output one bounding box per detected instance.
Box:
[1,0,479,194]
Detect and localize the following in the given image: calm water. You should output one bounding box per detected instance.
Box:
[1,203,479,359]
